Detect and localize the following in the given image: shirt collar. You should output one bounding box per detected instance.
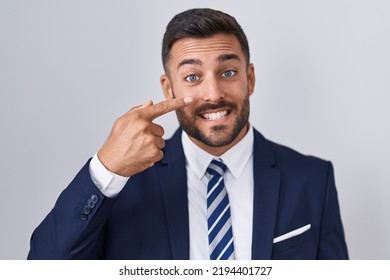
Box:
[182,125,254,180]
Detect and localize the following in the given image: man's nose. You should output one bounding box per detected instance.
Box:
[201,77,225,102]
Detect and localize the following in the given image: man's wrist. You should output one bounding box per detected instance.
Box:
[89,153,130,198]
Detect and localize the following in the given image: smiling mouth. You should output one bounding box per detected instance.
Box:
[201,110,229,121]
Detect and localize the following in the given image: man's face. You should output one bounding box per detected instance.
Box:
[161,33,255,155]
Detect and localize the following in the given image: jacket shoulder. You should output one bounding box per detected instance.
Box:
[254,129,331,173]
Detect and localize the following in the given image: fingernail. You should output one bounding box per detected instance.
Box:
[184,97,193,104]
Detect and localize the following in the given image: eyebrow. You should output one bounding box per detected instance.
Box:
[177,58,203,71]
[217,53,241,63]
[177,53,241,71]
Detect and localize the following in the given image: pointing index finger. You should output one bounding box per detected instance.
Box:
[145,97,193,120]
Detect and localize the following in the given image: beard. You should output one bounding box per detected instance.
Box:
[175,94,250,147]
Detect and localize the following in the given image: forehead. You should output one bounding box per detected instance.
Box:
[169,33,244,68]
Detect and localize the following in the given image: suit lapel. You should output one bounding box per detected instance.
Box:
[157,128,281,260]
[158,129,190,260]
[251,129,281,259]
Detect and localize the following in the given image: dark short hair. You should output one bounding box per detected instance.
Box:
[162,8,250,72]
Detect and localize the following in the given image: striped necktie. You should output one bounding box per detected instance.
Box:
[207,159,235,260]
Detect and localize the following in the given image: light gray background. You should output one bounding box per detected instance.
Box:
[0,0,389,259]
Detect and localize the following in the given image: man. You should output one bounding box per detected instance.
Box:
[28,8,348,260]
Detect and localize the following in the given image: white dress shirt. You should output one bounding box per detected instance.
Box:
[182,127,254,260]
[89,126,254,259]
[89,154,129,198]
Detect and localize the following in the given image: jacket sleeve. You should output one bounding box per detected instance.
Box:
[27,160,118,259]
[317,162,349,259]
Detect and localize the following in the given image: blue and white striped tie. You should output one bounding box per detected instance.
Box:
[207,159,235,260]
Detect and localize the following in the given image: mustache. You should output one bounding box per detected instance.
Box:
[194,101,237,115]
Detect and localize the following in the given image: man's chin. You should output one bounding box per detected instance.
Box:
[192,128,236,148]
[209,124,229,132]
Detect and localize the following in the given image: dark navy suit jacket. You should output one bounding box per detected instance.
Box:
[28,128,348,259]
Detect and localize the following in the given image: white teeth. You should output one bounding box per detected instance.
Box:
[202,110,228,121]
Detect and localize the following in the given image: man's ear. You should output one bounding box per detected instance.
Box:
[247,63,255,96]
[160,74,174,100]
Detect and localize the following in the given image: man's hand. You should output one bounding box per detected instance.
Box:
[97,97,193,177]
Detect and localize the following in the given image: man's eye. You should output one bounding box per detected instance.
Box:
[185,74,199,82]
[222,70,236,78]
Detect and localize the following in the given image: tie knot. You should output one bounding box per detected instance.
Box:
[207,159,227,177]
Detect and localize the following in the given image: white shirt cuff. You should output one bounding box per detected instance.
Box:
[89,153,130,198]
